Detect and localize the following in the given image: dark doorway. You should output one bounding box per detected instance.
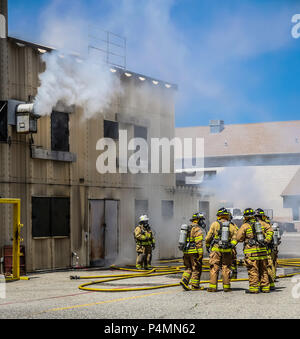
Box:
[89,199,119,266]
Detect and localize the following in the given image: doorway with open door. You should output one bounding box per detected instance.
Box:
[88,199,119,267]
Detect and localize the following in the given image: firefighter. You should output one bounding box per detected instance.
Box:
[205,208,238,292]
[237,208,273,294]
[229,211,239,279]
[180,213,205,291]
[134,215,155,270]
[270,222,281,285]
[255,208,279,291]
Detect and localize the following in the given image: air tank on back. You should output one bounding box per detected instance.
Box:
[178,224,189,251]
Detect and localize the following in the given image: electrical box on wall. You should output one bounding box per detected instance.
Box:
[16,112,38,133]
[6,100,40,133]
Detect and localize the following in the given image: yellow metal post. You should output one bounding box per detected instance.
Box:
[0,198,23,280]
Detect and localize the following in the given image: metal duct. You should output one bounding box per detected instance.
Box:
[16,103,35,113]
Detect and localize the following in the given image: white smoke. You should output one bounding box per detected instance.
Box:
[33,0,296,122]
[33,0,122,118]
[203,167,266,210]
[34,52,119,118]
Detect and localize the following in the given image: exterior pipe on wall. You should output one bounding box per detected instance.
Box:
[16,103,35,113]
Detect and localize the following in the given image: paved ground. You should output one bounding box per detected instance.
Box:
[0,233,299,319]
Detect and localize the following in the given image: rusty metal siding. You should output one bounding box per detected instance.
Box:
[0,36,195,271]
[53,238,70,269]
[32,238,52,270]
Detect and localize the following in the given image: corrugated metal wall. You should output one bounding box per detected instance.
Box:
[0,36,202,272]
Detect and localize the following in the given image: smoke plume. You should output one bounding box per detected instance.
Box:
[203,167,266,210]
[34,52,119,118]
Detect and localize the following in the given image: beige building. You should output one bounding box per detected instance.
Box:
[0,0,203,273]
[176,120,300,231]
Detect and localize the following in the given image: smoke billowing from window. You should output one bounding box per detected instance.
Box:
[34,52,119,118]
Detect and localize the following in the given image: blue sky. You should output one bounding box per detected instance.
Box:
[7,0,300,127]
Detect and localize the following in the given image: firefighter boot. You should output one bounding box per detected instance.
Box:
[191,285,205,291]
[261,287,270,293]
[180,280,191,291]
[180,273,191,291]
[207,285,217,292]
[245,289,259,294]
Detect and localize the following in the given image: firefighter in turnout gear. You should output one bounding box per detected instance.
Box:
[269,222,281,286]
[180,213,205,291]
[237,208,274,294]
[134,215,156,270]
[205,208,238,292]
[229,211,239,279]
[255,208,278,291]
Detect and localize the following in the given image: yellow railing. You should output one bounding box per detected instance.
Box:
[0,198,23,280]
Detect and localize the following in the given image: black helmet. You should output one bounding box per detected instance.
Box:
[244,208,255,217]
[191,212,205,222]
[255,208,265,217]
[216,207,229,217]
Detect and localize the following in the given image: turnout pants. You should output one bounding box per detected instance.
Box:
[136,245,152,269]
[245,257,270,292]
[209,251,232,290]
[181,253,203,288]
[231,248,238,277]
[267,251,278,288]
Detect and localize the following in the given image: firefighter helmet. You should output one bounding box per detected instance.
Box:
[139,215,149,224]
[190,212,205,222]
[243,208,255,217]
[216,207,229,217]
[255,208,265,216]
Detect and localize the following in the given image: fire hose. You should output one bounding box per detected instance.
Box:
[70,258,300,292]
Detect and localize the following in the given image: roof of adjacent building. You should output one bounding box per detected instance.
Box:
[175,120,300,157]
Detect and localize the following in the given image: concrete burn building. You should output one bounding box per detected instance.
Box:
[176,120,300,231]
[0,0,205,273]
